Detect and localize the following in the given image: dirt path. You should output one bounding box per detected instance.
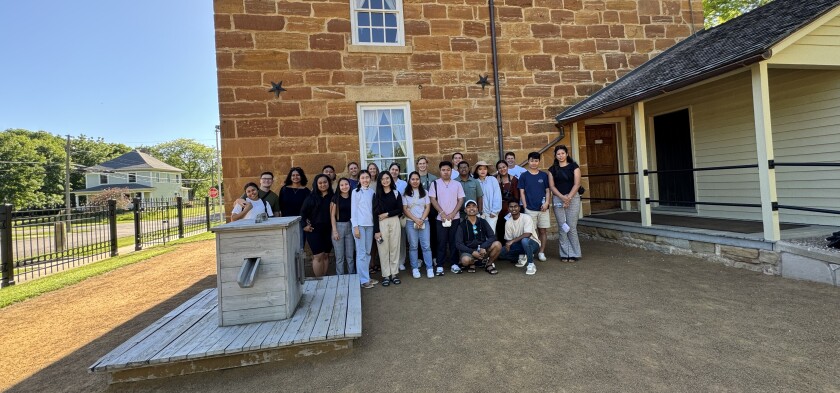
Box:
[2,239,839,392]
[0,240,217,393]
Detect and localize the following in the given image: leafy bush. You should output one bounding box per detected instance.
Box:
[87,187,132,210]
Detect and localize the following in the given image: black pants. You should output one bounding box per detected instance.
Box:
[435,219,460,269]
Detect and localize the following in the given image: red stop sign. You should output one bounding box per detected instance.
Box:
[209,187,219,198]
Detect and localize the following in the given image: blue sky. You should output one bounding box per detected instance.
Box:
[0,1,219,147]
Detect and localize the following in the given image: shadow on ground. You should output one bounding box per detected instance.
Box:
[9,239,840,392]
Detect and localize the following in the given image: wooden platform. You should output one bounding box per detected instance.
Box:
[89,275,361,383]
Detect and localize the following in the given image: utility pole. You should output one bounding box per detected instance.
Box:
[65,135,72,228]
[215,125,223,220]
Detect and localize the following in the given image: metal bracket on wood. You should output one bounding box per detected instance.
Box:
[771,201,779,211]
[237,257,261,288]
[768,159,775,169]
[643,169,649,176]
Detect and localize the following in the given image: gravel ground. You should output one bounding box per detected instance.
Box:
[2,239,839,393]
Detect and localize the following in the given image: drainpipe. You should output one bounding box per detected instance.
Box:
[488,0,504,161]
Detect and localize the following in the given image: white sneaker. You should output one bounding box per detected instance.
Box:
[427,268,434,278]
[412,268,421,279]
[515,255,527,267]
[399,264,406,271]
[538,252,547,262]
[526,263,537,275]
[451,264,462,274]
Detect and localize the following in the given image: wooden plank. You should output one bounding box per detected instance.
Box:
[292,279,328,344]
[309,276,340,342]
[221,307,287,326]
[90,288,214,371]
[165,310,227,362]
[224,322,264,354]
[220,280,287,297]
[277,280,320,346]
[147,307,218,364]
[327,275,350,340]
[204,324,248,357]
[220,291,287,312]
[258,315,294,350]
[242,320,279,352]
[345,274,362,338]
[104,290,218,370]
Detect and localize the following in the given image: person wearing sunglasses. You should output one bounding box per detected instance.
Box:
[454,200,502,275]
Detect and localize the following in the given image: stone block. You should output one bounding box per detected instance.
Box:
[689,240,715,254]
[234,51,289,70]
[215,31,254,49]
[759,250,780,265]
[278,2,312,16]
[628,232,656,242]
[656,236,689,250]
[237,119,279,138]
[289,51,342,69]
[781,253,834,285]
[244,0,276,14]
[233,14,285,31]
[524,55,553,71]
[326,19,350,33]
[220,102,267,118]
[255,32,309,50]
[596,228,622,240]
[410,53,442,70]
[720,245,760,264]
[310,33,345,50]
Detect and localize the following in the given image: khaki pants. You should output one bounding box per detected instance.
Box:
[377,216,401,277]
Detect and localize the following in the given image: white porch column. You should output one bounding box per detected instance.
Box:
[633,102,652,227]
[751,62,781,242]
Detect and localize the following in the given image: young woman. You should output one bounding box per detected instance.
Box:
[373,172,404,286]
[300,174,334,277]
[351,171,378,289]
[495,160,520,238]
[279,167,310,248]
[230,182,273,221]
[416,156,438,263]
[331,178,355,275]
[366,162,380,273]
[403,171,434,279]
[388,162,408,272]
[367,162,380,182]
[473,161,502,231]
[548,145,582,262]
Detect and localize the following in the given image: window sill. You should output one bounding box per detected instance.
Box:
[348,44,413,54]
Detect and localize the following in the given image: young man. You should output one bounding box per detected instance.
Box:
[429,161,465,275]
[455,200,502,274]
[322,165,337,182]
[497,201,539,275]
[455,161,483,221]
[347,162,360,188]
[517,152,551,261]
[505,151,526,178]
[234,171,281,217]
[449,152,464,180]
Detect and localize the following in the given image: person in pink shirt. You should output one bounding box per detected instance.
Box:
[429,160,465,276]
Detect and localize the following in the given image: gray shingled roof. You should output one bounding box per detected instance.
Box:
[88,150,183,173]
[555,0,840,124]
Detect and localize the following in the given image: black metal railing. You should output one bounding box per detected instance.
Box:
[0,201,118,286]
[134,197,213,250]
[774,161,840,216]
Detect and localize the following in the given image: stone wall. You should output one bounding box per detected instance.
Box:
[214,0,702,208]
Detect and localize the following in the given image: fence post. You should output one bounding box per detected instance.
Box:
[205,197,211,231]
[108,199,118,257]
[133,197,142,251]
[176,196,185,239]
[1,204,15,287]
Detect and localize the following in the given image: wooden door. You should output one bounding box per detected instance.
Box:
[652,109,696,207]
[585,124,621,211]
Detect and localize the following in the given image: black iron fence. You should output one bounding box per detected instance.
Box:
[0,197,217,287]
[133,197,213,250]
[1,201,117,286]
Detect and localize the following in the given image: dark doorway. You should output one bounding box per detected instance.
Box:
[585,124,621,211]
[652,109,696,208]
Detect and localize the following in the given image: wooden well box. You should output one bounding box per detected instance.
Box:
[211,217,303,326]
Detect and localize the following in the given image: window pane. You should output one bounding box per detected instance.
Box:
[392,124,405,142]
[361,0,370,8]
[366,143,380,158]
[359,28,371,42]
[391,109,405,125]
[371,13,384,27]
[358,12,370,26]
[377,109,391,125]
[379,126,393,142]
[385,28,397,43]
[371,0,382,10]
[385,13,397,27]
[366,126,378,143]
[380,142,394,158]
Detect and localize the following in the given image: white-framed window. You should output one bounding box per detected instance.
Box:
[155,172,160,182]
[350,0,404,46]
[128,173,137,183]
[99,174,108,185]
[357,102,414,179]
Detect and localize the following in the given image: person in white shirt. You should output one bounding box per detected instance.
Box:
[449,152,464,180]
[351,171,379,289]
[498,201,540,275]
[230,182,272,221]
[473,160,502,231]
[505,151,527,178]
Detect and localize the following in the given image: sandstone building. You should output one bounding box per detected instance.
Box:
[213,0,702,208]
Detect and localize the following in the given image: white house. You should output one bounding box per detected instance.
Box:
[74,150,191,204]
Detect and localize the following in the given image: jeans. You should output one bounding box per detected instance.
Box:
[406,219,433,270]
[332,221,355,275]
[435,218,460,268]
[552,195,582,258]
[499,237,537,265]
[354,226,373,284]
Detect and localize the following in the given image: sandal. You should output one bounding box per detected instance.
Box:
[467,265,476,273]
[391,275,401,285]
[485,263,498,275]
[381,277,390,287]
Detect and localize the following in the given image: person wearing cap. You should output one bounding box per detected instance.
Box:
[455,199,502,274]
[497,200,539,275]
[473,160,501,231]
[455,160,483,221]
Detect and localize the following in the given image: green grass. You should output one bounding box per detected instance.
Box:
[0,231,215,309]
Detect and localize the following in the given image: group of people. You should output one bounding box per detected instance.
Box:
[231,147,583,289]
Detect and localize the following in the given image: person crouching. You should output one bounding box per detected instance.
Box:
[455,200,502,274]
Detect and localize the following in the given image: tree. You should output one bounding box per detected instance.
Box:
[0,131,51,208]
[143,139,217,199]
[704,0,774,28]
